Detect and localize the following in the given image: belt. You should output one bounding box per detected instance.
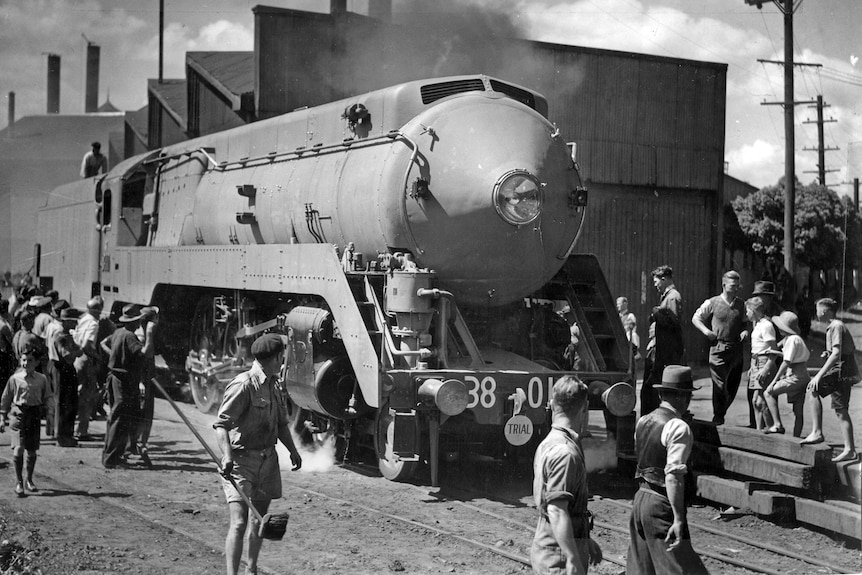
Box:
[236,446,275,458]
[638,481,667,497]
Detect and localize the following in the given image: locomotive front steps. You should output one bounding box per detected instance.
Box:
[688,419,861,539]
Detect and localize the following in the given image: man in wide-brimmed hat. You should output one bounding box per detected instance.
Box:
[627,365,707,574]
[99,304,153,468]
[692,270,748,425]
[763,311,810,437]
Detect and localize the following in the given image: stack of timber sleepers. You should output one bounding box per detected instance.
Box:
[689,419,861,540]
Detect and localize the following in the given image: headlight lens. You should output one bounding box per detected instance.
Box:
[493,170,542,225]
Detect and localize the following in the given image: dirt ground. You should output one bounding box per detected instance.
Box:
[0,307,860,574]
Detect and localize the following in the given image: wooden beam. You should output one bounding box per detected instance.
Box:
[692,443,822,492]
[690,419,832,466]
[832,459,861,501]
[794,498,862,540]
[695,474,795,519]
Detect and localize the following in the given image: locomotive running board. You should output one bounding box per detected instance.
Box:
[105,243,381,408]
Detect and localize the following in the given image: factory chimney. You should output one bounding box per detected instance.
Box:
[7,91,14,139]
[331,0,346,14]
[47,53,60,114]
[368,0,392,23]
[85,42,100,113]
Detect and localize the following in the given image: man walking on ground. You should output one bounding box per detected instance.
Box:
[531,375,602,574]
[627,365,708,574]
[214,334,302,575]
[641,265,684,417]
[692,270,748,425]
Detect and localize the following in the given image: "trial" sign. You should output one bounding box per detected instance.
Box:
[504,414,534,446]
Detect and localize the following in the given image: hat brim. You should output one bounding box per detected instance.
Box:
[752,290,774,296]
[119,314,145,323]
[771,317,798,335]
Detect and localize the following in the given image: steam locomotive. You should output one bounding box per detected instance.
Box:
[37,74,635,484]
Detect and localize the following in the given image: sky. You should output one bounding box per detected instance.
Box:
[0,0,860,195]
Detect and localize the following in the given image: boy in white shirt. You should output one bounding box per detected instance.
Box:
[763,311,810,437]
[745,297,777,430]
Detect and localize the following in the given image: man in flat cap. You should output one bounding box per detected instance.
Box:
[214,333,302,575]
[692,270,748,425]
[641,265,684,417]
[627,365,707,574]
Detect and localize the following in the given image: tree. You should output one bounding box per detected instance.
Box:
[732,177,861,272]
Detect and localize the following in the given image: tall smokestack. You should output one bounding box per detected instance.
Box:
[47,53,60,114]
[7,91,14,138]
[368,0,392,22]
[85,43,100,113]
[331,0,346,14]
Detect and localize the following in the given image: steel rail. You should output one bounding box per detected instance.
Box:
[596,495,855,574]
[409,478,848,575]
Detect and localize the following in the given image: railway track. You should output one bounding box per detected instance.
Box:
[3,399,857,575]
[338,460,859,575]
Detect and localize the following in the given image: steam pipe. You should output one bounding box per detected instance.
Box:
[416,287,454,369]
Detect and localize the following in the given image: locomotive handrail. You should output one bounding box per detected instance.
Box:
[397,132,425,256]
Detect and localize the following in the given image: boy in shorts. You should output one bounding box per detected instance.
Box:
[764,311,809,437]
[0,350,51,496]
[745,297,777,430]
[801,298,859,462]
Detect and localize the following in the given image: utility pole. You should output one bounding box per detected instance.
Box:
[802,95,839,186]
[747,0,808,277]
[159,0,164,83]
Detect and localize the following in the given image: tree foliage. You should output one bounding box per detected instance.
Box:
[731,177,862,271]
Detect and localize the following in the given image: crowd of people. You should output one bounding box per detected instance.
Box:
[531,267,859,575]
[0,285,159,496]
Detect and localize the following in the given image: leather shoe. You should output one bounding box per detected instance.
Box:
[14,483,24,497]
[25,480,37,492]
[764,426,785,434]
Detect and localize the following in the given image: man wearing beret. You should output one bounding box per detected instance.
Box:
[627,365,708,574]
[692,270,748,425]
[531,375,602,574]
[214,333,302,575]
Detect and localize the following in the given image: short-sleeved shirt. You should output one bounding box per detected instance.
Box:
[73,314,99,359]
[44,320,65,362]
[32,312,53,339]
[105,327,144,379]
[750,317,777,356]
[1,369,49,412]
[533,425,589,520]
[779,334,809,365]
[693,294,745,343]
[825,320,859,381]
[213,361,290,452]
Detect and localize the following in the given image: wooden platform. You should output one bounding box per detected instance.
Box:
[689,419,859,540]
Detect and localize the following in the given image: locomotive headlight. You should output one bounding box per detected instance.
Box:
[493,170,542,225]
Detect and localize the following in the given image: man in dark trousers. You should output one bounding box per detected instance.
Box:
[627,365,708,575]
[692,270,748,425]
[101,305,152,468]
[531,375,602,574]
[214,333,302,575]
[641,265,684,417]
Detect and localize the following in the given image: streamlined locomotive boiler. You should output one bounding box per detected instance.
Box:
[37,75,635,484]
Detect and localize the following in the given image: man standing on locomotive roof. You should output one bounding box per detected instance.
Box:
[627,365,708,575]
[531,375,602,575]
[214,333,302,575]
[80,141,108,178]
[692,270,748,426]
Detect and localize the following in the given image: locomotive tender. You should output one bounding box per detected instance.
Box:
[37,75,635,484]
